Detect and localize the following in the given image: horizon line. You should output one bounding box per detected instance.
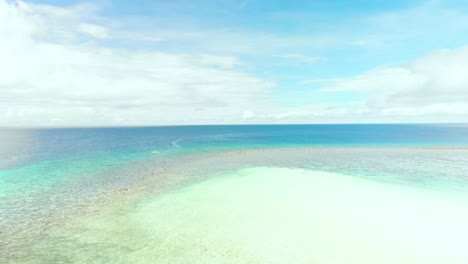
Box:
[1,122,467,130]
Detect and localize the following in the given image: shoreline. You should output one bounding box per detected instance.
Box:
[8,166,468,263]
[3,146,468,262]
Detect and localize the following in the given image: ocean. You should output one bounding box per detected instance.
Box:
[2,124,468,263]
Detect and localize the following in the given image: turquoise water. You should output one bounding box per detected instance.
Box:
[2,124,468,202]
[2,124,468,262]
[9,167,468,263]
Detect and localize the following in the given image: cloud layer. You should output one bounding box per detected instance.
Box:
[0,0,274,126]
[320,47,468,119]
[1,0,468,126]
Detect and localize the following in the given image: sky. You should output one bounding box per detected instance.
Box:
[1,0,468,126]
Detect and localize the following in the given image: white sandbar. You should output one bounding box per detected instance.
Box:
[14,167,468,263]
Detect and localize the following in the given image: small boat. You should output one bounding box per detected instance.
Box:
[152,150,160,154]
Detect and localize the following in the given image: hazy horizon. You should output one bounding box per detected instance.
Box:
[3,122,468,130]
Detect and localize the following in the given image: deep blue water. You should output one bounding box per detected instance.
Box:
[2,124,468,171]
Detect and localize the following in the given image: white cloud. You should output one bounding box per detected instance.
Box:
[2,0,468,126]
[0,0,274,126]
[239,45,468,124]
[320,46,468,117]
[13,0,102,42]
[78,23,109,39]
[242,110,255,119]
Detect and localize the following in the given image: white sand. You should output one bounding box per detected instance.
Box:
[16,167,468,263]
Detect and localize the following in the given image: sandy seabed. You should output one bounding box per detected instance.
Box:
[10,166,468,264]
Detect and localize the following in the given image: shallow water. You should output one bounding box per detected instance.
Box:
[3,125,468,262]
[11,167,468,263]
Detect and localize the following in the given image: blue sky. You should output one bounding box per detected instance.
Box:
[2,0,468,125]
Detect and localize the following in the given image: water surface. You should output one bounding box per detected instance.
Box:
[2,124,468,262]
